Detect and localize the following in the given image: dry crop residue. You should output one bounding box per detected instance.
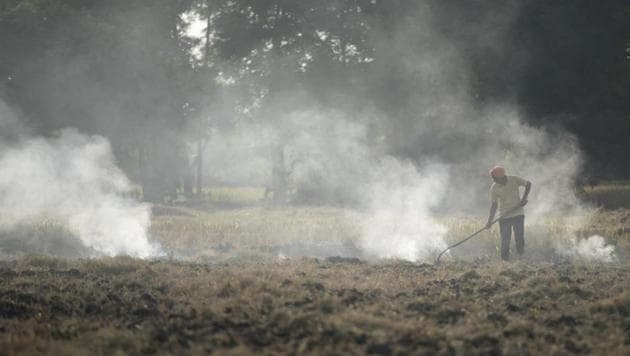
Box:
[0,256,628,355]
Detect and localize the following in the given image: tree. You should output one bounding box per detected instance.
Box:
[190,0,379,203]
[0,0,199,201]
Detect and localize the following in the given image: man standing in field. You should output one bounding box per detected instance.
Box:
[485,166,532,261]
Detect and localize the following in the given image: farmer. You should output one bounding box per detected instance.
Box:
[485,166,532,261]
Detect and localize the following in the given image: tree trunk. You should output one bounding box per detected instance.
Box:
[271,144,287,204]
[193,0,212,199]
[183,160,194,197]
[196,140,204,197]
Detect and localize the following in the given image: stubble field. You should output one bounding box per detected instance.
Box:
[1,256,628,355]
[0,189,629,355]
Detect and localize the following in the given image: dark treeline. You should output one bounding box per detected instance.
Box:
[0,0,628,202]
[483,1,630,180]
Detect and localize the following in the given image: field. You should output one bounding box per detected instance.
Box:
[577,181,630,210]
[0,187,629,355]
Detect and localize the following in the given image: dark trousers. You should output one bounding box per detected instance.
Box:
[499,215,524,260]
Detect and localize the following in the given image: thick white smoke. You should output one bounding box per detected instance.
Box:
[0,101,160,258]
[197,104,618,263]
[360,159,449,261]
[558,235,616,263]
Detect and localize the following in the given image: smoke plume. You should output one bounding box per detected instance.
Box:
[558,235,616,263]
[193,2,618,263]
[360,159,449,261]
[0,100,160,258]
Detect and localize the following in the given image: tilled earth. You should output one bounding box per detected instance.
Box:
[0,256,628,355]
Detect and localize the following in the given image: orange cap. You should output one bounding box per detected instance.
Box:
[489,166,506,178]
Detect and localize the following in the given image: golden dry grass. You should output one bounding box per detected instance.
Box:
[148,205,630,263]
[579,181,630,209]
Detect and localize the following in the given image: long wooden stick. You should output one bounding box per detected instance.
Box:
[435,205,523,264]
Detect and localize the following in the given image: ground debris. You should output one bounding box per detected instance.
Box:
[0,257,627,355]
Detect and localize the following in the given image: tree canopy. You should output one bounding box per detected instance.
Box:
[1,0,629,200]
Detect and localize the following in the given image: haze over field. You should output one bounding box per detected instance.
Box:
[0,1,627,262]
[1,2,629,355]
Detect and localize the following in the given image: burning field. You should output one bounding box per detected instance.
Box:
[0,206,629,355]
[2,2,630,354]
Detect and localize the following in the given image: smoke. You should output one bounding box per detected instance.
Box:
[199,106,454,261]
[0,100,160,258]
[192,2,618,263]
[1,2,617,263]
[558,235,616,263]
[352,3,617,262]
[360,159,449,261]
